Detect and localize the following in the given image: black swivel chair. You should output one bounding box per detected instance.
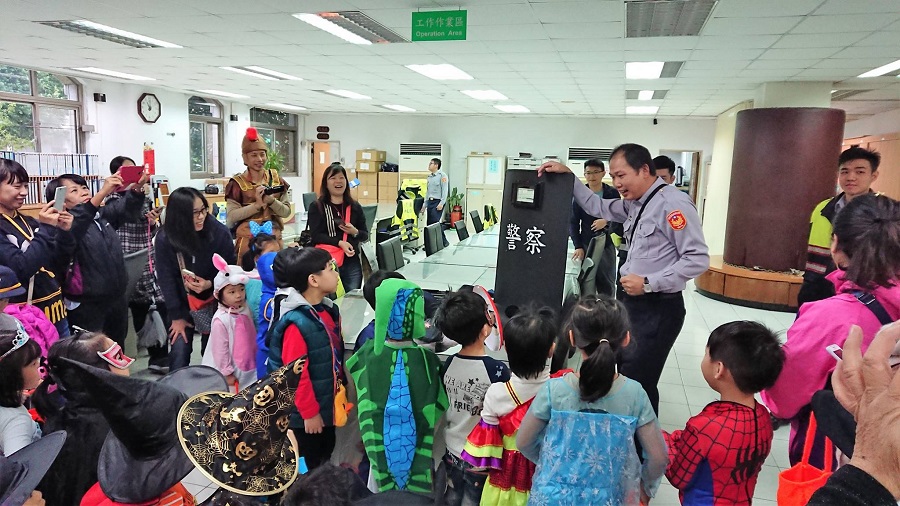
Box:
[376,236,400,272]
[424,223,444,256]
[361,204,378,237]
[470,210,484,233]
[302,192,317,213]
[454,220,469,241]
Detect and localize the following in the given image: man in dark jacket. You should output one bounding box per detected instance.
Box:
[569,158,623,297]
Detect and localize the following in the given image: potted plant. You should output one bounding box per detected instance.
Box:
[447,187,464,224]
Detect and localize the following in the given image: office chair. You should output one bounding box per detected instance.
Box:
[361,204,378,236]
[470,210,484,233]
[424,223,443,256]
[454,220,469,241]
[302,192,317,213]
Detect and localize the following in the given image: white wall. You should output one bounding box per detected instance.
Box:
[701,101,753,257]
[843,108,900,139]
[301,113,716,194]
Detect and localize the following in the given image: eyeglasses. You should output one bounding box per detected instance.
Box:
[192,207,209,218]
[0,321,30,361]
[584,171,604,176]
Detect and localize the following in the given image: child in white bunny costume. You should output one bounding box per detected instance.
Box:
[202,253,259,390]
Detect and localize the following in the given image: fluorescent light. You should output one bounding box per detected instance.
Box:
[382,104,416,112]
[245,66,302,81]
[220,66,279,81]
[293,13,372,45]
[266,103,307,111]
[196,89,249,99]
[406,64,473,81]
[626,61,664,80]
[461,90,508,101]
[638,90,654,101]
[72,67,155,81]
[626,106,659,115]
[70,20,182,48]
[325,90,371,100]
[494,104,530,113]
[858,58,900,78]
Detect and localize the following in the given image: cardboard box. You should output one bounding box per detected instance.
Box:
[378,171,399,187]
[359,197,379,205]
[356,186,378,201]
[379,186,399,201]
[357,171,379,187]
[356,160,382,172]
[356,149,386,162]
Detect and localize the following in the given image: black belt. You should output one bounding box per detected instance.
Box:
[621,291,683,301]
[428,198,440,201]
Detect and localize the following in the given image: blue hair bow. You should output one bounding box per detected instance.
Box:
[249,220,273,237]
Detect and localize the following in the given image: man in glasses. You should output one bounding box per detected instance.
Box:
[569,159,624,297]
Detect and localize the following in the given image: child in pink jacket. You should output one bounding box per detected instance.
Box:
[201,254,259,390]
[761,194,900,469]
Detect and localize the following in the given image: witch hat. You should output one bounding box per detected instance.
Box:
[0,431,67,506]
[52,359,229,503]
[178,356,308,496]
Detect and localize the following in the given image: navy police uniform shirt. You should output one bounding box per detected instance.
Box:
[573,178,709,293]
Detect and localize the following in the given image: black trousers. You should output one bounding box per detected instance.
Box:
[67,296,129,348]
[620,291,686,415]
[294,425,336,470]
[129,300,169,367]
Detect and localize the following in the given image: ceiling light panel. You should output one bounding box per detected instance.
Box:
[382,104,416,112]
[638,90,654,100]
[245,66,302,80]
[294,11,408,45]
[858,58,900,78]
[461,90,509,100]
[626,61,664,79]
[626,0,717,38]
[39,20,182,48]
[406,64,474,80]
[72,67,155,81]
[266,103,307,111]
[220,67,278,81]
[325,90,372,99]
[494,104,530,113]
[626,105,660,114]
[627,90,669,100]
[196,90,249,99]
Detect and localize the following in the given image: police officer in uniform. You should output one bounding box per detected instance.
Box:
[540,143,709,414]
[425,158,449,245]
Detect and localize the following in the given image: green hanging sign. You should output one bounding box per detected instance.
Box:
[411,10,467,41]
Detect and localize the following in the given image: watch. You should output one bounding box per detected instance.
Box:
[643,277,652,294]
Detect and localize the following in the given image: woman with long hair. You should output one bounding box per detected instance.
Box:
[154,187,236,370]
[762,193,900,469]
[307,163,369,290]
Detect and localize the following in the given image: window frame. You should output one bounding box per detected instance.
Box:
[250,107,298,176]
[0,66,83,153]
[188,96,224,179]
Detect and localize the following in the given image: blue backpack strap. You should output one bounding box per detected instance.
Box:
[851,290,894,325]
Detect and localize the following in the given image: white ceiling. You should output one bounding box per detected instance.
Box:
[1,0,899,118]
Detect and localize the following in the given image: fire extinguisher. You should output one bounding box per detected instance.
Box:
[143,142,155,175]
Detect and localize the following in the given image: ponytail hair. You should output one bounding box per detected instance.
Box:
[566,295,630,402]
[832,193,900,289]
[241,232,277,271]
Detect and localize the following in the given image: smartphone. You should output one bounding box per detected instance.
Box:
[181,269,199,281]
[52,186,67,211]
[826,344,843,362]
[333,218,346,228]
[119,165,144,186]
[263,185,285,195]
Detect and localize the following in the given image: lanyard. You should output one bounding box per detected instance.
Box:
[628,184,665,245]
[2,213,35,241]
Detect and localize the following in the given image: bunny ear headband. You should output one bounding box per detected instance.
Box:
[212,253,260,294]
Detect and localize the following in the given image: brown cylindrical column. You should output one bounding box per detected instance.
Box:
[723,107,845,272]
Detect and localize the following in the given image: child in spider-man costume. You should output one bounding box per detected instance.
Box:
[664,321,785,505]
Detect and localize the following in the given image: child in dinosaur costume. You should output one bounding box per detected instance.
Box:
[346,279,448,493]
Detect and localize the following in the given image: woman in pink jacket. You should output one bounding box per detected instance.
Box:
[762,193,900,469]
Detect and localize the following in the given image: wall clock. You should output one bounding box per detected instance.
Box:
[137,93,161,123]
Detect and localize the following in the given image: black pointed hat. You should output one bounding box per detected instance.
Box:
[178,356,308,496]
[0,431,67,506]
[53,359,229,503]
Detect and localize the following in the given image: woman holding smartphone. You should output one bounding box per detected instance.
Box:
[154,187,235,370]
[307,162,369,291]
[761,193,900,470]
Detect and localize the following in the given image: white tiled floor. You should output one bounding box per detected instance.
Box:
[127,229,795,503]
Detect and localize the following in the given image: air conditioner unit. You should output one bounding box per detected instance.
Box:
[399,143,446,173]
[566,147,613,172]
